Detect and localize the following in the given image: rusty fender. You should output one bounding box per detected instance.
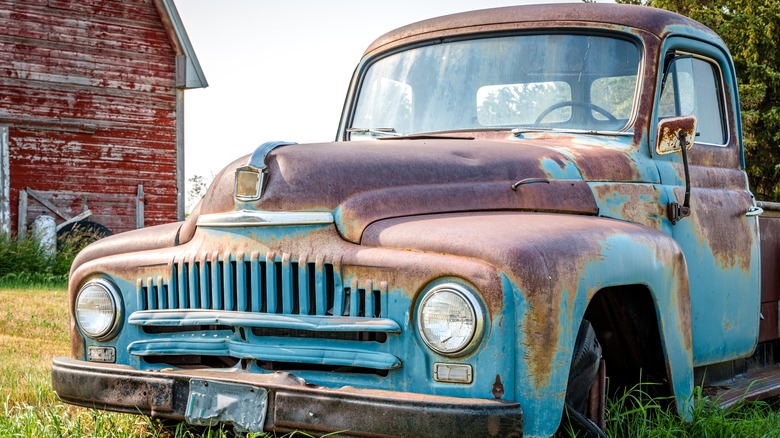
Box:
[363,211,695,437]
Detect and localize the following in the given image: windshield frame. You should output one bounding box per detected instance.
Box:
[338,29,645,141]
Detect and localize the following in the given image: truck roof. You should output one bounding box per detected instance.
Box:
[364,3,720,57]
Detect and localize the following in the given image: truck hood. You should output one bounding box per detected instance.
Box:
[198,135,655,243]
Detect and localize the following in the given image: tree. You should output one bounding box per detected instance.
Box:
[186,174,211,215]
[615,0,780,200]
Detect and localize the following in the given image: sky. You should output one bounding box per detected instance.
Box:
[172,0,582,196]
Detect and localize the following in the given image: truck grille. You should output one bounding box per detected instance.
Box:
[136,251,386,317]
[131,252,400,373]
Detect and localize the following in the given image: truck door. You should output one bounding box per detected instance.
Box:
[653,39,761,366]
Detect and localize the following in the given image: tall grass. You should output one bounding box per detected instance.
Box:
[0,286,317,438]
[0,230,90,288]
[601,382,780,438]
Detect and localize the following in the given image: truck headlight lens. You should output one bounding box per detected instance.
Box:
[234,166,265,201]
[75,279,121,341]
[417,283,484,356]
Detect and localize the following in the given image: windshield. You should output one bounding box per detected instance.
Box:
[349,33,640,139]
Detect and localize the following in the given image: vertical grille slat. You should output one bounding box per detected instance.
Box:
[315,255,326,315]
[333,257,345,316]
[222,252,234,311]
[364,280,374,318]
[136,278,146,311]
[236,252,248,312]
[199,253,210,310]
[156,276,167,309]
[140,252,383,318]
[169,262,178,308]
[147,276,157,310]
[250,252,262,313]
[349,278,360,317]
[297,255,310,315]
[188,258,199,309]
[281,253,294,314]
[210,252,222,310]
[265,251,277,313]
[177,257,187,309]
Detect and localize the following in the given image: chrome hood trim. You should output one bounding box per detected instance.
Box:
[197,210,334,227]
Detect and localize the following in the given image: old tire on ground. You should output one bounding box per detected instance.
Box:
[57,220,112,248]
[560,319,608,438]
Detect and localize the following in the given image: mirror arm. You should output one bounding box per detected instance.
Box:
[667,130,692,225]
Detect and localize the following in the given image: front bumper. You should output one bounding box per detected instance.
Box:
[52,357,523,437]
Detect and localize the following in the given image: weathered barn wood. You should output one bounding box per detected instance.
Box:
[0,0,206,237]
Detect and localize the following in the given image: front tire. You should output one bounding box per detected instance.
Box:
[560,320,608,437]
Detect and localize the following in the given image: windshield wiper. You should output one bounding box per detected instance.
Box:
[346,127,401,137]
[511,126,555,134]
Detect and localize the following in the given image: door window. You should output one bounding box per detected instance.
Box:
[659,55,727,145]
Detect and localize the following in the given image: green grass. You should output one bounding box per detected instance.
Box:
[0,286,315,438]
[600,383,780,438]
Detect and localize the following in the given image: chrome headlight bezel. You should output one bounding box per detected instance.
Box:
[416,282,485,357]
[234,165,266,202]
[75,278,122,341]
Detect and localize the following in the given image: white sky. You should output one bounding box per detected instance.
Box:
[173,1,581,189]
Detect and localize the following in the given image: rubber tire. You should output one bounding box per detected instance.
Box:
[559,320,608,437]
[56,220,112,247]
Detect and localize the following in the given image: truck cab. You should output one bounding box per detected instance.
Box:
[52,4,776,437]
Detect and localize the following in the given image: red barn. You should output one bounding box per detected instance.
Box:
[0,0,207,238]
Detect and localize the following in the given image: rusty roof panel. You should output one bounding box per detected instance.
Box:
[365,3,719,57]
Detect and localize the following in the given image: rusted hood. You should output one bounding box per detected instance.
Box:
[198,136,657,242]
[70,221,183,276]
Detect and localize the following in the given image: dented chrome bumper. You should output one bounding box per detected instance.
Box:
[52,356,523,437]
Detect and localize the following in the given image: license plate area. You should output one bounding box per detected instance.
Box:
[185,379,268,433]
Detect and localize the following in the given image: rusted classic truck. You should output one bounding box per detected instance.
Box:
[51,3,780,437]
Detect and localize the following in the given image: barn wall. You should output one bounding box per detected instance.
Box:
[0,0,180,235]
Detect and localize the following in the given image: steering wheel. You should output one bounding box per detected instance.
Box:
[535,101,618,124]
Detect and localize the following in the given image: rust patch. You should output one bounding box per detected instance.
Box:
[362,212,656,390]
[592,183,666,230]
[338,180,598,243]
[681,171,754,272]
[363,4,715,58]
[492,374,505,399]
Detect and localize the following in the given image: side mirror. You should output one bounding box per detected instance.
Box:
[656,115,697,225]
[656,115,697,155]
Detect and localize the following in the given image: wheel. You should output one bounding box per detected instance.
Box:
[57,220,112,249]
[560,319,608,438]
[535,101,618,124]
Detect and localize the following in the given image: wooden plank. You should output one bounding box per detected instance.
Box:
[0,126,8,234]
[760,216,780,303]
[17,188,27,238]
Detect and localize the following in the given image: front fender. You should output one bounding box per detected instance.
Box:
[363,212,694,437]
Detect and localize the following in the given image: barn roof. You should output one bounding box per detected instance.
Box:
[154,0,208,89]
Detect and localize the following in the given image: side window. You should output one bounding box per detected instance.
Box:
[659,55,727,145]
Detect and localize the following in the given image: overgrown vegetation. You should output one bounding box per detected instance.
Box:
[600,384,780,437]
[0,228,95,288]
[613,0,780,200]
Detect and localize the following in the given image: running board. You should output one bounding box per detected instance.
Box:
[703,366,780,408]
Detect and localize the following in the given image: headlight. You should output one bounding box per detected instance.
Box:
[234,166,265,201]
[417,283,485,356]
[75,279,121,341]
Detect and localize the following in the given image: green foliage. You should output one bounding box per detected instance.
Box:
[186,174,213,215]
[613,0,780,200]
[0,230,93,288]
[600,383,780,437]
